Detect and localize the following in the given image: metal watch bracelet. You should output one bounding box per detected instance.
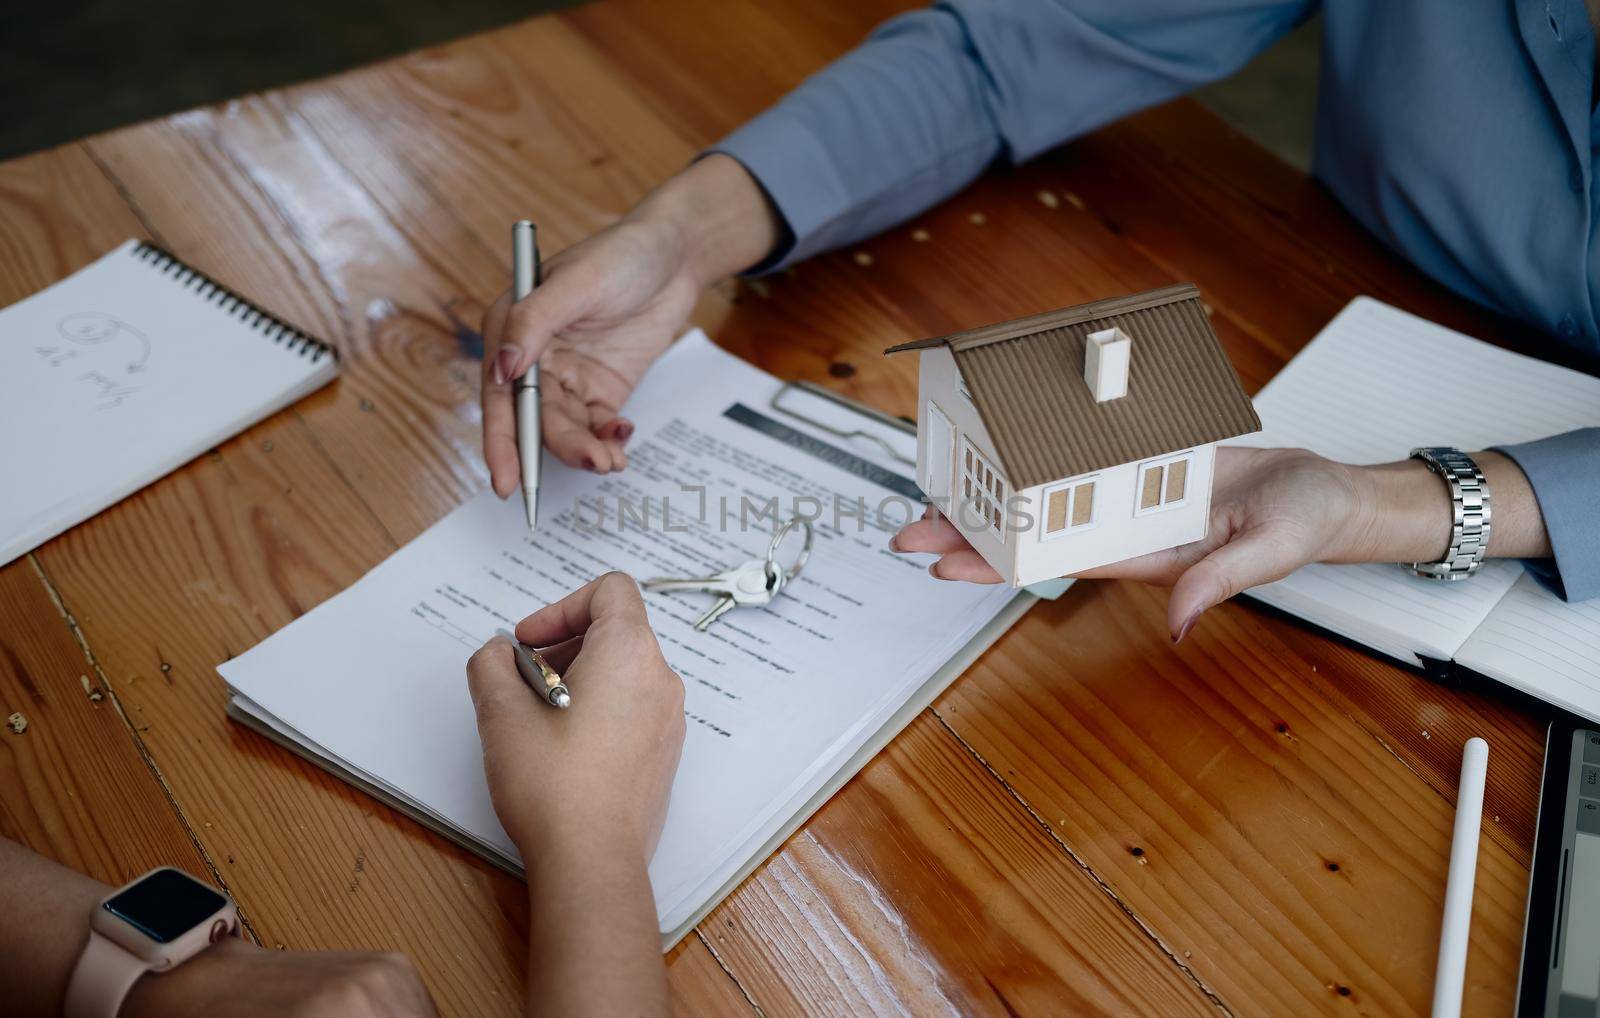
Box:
[1407,447,1491,580]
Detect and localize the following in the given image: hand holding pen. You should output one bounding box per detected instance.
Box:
[478,222,671,501]
[466,574,686,854]
[476,168,774,501]
[465,574,685,1013]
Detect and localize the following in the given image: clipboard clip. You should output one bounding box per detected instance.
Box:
[768,381,916,467]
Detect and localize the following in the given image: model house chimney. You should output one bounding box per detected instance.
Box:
[1083,327,1131,402]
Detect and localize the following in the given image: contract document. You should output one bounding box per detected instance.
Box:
[219,330,1031,946]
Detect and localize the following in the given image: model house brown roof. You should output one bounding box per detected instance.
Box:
[885,284,1260,489]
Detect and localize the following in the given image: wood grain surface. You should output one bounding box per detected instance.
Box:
[0,1,1557,1014]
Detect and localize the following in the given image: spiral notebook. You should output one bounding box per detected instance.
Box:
[0,239,338,567]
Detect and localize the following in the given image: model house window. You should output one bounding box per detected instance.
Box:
[1136,452,1193,513]
[960,438,1005,536]
[1042,477,1097,537]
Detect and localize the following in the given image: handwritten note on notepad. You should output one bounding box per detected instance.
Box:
[1233,297,1600,718]
[0,240,337,566]
[218,331,1025,945]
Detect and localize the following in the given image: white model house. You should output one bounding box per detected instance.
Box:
[885,284,1261,588]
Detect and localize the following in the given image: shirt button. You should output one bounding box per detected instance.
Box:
[1559,314,1581,339]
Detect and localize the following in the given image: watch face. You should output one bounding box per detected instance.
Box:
[103,869,227,943]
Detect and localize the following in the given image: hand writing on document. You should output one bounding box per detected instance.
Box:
[892,447,1463,642]
[467,572,685,861]
[480,154,782,494]
[466,572,683,1016]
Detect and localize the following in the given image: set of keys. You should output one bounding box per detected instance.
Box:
[642,518,814,630]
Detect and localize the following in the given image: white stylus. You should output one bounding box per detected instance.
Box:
[1431,736,1488,1018]
[511,220,540,530]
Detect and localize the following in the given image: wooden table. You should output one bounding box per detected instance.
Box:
[0,2,1554,1014]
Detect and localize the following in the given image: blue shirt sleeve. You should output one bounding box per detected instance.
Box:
[710,0,1316,271]
[1492,428,1600,602]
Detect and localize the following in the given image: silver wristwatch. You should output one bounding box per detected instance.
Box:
[1407,447,1491,580]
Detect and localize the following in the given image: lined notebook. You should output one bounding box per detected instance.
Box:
[216,331,1031,948]
[0,240,338,567]
[1234,298,1600,720]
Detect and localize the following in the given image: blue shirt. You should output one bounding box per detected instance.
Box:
[712,0,1600,600]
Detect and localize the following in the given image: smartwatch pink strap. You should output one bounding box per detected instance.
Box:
[63,929,153,1018]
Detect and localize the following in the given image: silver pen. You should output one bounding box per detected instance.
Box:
[511,220,541,530]
[496,629,571,709]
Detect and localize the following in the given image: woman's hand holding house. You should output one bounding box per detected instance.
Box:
[891,446,1550,643]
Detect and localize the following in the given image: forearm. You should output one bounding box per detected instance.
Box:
[523,833,668,1017]
[626,154,781,286]
[705,0,1315,269]
[1336,451,1550,564]
[0,837,112,1015]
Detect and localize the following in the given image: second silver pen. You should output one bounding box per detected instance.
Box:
[512,220,541,530]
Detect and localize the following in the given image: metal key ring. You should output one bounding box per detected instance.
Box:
[765,517,814,583]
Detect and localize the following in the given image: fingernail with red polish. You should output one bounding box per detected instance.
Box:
[494,348,520,386]
[887,534,901,552]
[581,456,597,471]
[1174,610,1201,643]
[616,421,634,442]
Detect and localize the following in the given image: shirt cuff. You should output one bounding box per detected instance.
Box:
[705,109,853,275]
[1491,428,1600,602]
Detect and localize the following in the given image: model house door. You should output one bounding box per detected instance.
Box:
[925,402,954,501]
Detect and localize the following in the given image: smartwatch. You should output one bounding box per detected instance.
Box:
[64,867,239,1018]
